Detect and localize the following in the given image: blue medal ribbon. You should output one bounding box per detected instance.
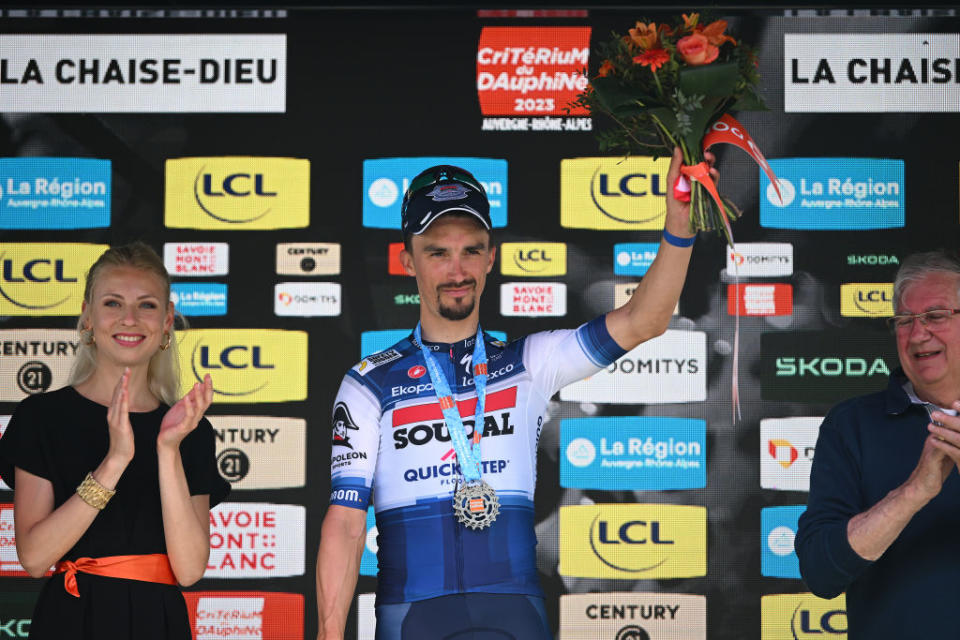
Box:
[413,323,488,483]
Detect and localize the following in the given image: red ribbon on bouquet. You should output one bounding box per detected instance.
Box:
[673,113,782,218]
[670,114,781,423]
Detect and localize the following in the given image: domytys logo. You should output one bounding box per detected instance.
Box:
[0,329,79,402]
[184,592,304,640]
[727,283,793,316]
[165,157,309,230]
[561,330,706,404]
[761,330,898,402]
[760,158,904,230]
[208,416,306,490]
[500,243,566,277]
[476,27,590,116]
[559,593,706,640]
[500,282,566,316]
[177,329,307,403]
[0,34,285,113]
[761,417,821,492]
[363,157,507,229]
[558,504,706,579]
[0,243,107,316]
[0,157,110,229]
[785,33,960,113]
[761,505,805,579]
[276,242,340,276]
[164,243,229,277]
[561,417,706,490]
[205,502,305,578]
[726,243,793,277]
[614,243,658,276]
[840,282,894,317]
[561,157,671,230]
[761,593,846,639]
[274,282,341,317]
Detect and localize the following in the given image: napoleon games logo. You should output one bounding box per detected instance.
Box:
[332,402,359,450]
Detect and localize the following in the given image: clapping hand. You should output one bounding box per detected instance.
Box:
[158,374,213,451]
[106,368,135,464]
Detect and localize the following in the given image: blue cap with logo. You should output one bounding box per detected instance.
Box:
[400,165,492,236]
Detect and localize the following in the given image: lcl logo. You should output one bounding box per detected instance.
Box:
[0,254,78,310]
[791,608,847,637]
[589,516,674,573]
[595,173,667,198]
[198,173,277,198]
[198,345,275,370]
[513,248,552,271]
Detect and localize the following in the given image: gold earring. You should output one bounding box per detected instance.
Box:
[80,328,95,345]
[159,332,171,351]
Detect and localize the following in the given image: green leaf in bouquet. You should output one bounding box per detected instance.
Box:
[680,96,724,150]
[730,88,768,111]
[678,61,740,97]
[591,76,662,117]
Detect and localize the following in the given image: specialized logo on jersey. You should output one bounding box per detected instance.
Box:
[760,593,847,639]
[0,243,108,315]
[165,157,309,230]
[559,504,706,579]
[391,387,518,449]
[332,402,359,450]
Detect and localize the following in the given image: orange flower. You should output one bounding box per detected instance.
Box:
[682,13,700,31]
[676,33,718,66]
[597,59,615,77]
[629,21,660,50]
[698,19,737,46]
[632,48,670,72]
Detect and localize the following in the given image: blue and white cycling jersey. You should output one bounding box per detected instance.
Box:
[329,315,626,604]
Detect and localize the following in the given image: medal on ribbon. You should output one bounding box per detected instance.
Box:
[414,324,499,530]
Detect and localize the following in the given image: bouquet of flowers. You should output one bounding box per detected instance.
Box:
[571,13,768,244]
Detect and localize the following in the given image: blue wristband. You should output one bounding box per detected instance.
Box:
[663,229,696,247]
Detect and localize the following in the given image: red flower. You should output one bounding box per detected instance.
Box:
[633,48,670,72]
[677,34,719,66]
[597,59,615,78]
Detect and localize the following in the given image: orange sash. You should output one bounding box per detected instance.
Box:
[54,553,177,597]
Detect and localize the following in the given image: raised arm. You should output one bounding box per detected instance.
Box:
[605,146,715,351]
[157,376,216,586]
[13,372,135,577]
[316,504,368,640]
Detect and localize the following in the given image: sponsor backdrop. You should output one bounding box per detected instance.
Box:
[0,7,957,640]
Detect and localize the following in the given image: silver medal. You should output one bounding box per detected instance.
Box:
[452,479,499,530]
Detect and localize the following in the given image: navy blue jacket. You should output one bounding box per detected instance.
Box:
[795,370,960,639]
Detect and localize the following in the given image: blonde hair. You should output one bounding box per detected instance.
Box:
[68,242,185,406]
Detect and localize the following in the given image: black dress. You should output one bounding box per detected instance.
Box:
[0,386,230,640]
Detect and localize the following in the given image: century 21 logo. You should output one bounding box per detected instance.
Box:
[0,243,108,316]
[558,504,706,579]
[500,242,567,276]
[177,329,307,403]
[165,157,310,230]
[561,157,670,230]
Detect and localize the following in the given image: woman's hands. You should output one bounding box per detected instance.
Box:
[106,368,135,466]
[158,374,213,452]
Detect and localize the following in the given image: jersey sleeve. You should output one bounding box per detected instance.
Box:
[521,314,627,398]
[328,370,382,511]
